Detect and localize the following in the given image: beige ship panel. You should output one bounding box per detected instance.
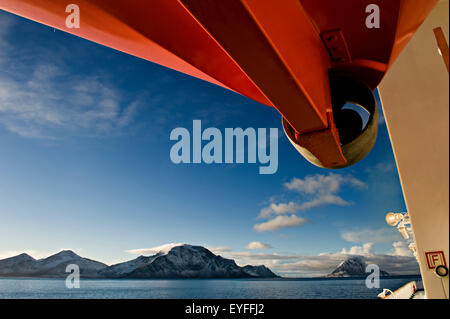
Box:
[379,0,449,299]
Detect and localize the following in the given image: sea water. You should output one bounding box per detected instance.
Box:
[0,277,421,299]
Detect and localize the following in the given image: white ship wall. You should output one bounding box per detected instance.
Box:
[379,0,449,299]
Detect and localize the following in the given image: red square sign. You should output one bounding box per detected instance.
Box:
[425,251,447,269]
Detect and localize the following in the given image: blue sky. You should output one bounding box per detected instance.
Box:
[0,10,418,276]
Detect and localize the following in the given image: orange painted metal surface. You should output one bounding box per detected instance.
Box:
[0,0,271,105]
[433,27,449,73]
[0,0,438,167]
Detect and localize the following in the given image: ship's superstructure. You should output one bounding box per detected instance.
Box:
[0,0,448,298]
[378,0,449,298]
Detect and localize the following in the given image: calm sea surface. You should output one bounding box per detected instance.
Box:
[0,277,421,299]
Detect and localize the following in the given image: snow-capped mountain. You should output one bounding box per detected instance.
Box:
[0,250,107,277]
[326,256,389,277]
[242,265,277,278]
[98,254,163,278]
[0,253,37,276]
[34,250,107,277]
[105,245,277,278]
[0,245,278,278]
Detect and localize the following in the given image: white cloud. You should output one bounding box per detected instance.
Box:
[126,243,184,256]
[0,14,15,63]
[123,242,419,277]
[340,242,374,256]
[284,173,367,195]
[365,162,396,175]
[220,244,419,277]
[229,252,299,261]
[283,174,367,206]
[341,228,402,244]
[273,253,419,277]
[0,68,142,138]
[375,162,395,173]
[276,242,417,277]
[275,257,343,274]
[246,241,272,250]
[0,19,142,139]
[258,202,300,219]
[258,173,367,220]
[254,215,309,232]
[378,107,386,125]
[294,195,349,210]
[390,241,412,257]
[208,246,232,254]
[0,13,14,35]
[224,251,301,268]
[254,173,367,232]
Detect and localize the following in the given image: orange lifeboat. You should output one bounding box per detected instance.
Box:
[0,0,438,167]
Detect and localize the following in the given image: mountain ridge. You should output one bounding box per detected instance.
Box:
[1,247,396,279]
[325,256,390,278]
[0,245,278,279]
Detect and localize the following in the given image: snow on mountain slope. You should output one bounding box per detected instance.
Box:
[0,250,107,277]
[0,245,278,278]
[98,254,162,278]
[326,256,389,277]
[35,250,107,277]
[117,245,277,278]
[241,265,277,278]
[126,245,245,278]
[0,253,37,275]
